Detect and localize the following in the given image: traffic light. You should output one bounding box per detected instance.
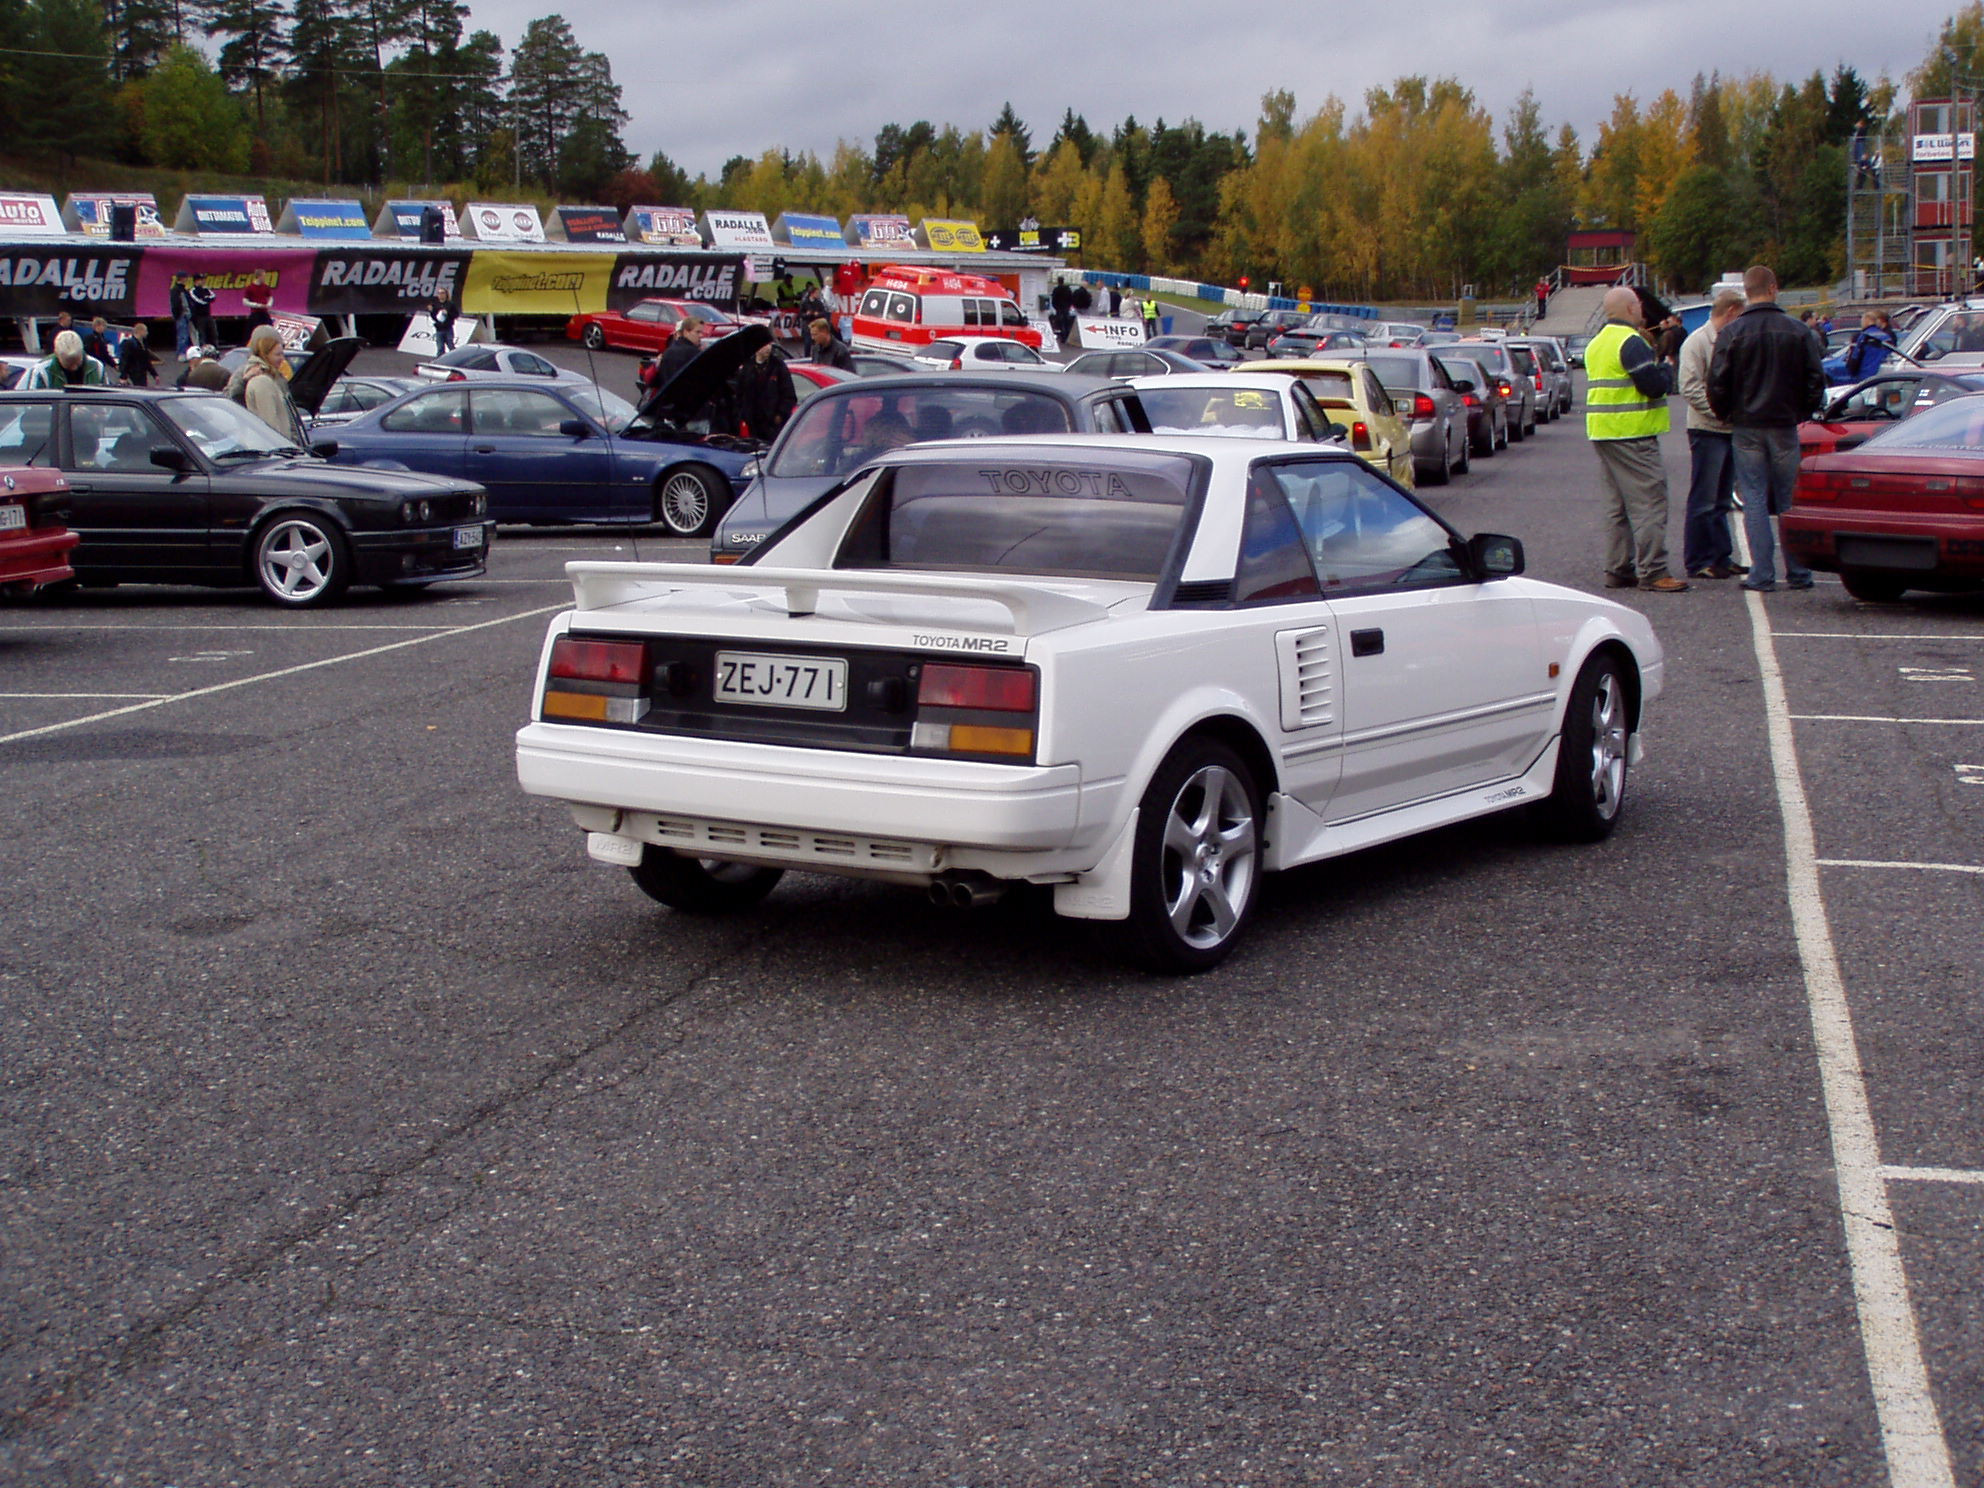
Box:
[1238,275,1249,290]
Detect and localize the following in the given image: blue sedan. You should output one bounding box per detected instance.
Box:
[326,377,753,534]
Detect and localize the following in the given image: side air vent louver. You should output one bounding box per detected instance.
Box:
[1170,579,1232,606]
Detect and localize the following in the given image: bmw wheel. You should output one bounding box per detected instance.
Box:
[1536,653,1631,842]
[1105,739,1262,973]
[630,847,783,912]
[656,465,729,537]
[253,513,349,607]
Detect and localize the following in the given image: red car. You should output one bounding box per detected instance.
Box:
[0,466,79,595]
[567,299,749,354]
[1784,393,1984,601]
[1799,369,1984,458]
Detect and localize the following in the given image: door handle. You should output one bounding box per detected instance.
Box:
[65,483,92,493]
[473,445,495,454]
[1350,628,1385,657]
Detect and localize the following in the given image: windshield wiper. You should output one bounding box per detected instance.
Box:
[212,447,278,460]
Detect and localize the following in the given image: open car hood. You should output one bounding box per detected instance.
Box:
[285,336,362,415]
[635,323,773,424]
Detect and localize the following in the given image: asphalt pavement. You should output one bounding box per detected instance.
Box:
[1,362,1980,1487]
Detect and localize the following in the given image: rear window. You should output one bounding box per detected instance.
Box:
[767,387,1076,478]
[1140,385,1286,437]
[1295,371,1355,403]
[1861,395,1984,451]
[836,451,1200,580]
[1360,353,1424,391]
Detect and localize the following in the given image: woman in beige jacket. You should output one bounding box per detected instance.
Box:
[232,326,305,445]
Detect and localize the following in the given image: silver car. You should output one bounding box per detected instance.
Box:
[1324,348,1470,485]
[415,343,591,385]
[1509,336,1575,418]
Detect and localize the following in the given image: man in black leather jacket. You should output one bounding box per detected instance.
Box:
[1706,264,1824,591]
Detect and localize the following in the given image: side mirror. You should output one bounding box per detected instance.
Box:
[1917,344,1945,362]
[1328,421,1350,441]
[1467,531,1524,578]
[310,439,339,459]
[149,445,191,472]
[559,419,593,439]
[1450,377,1476,394]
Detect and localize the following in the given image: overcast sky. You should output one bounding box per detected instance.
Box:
[475,0,1950,182]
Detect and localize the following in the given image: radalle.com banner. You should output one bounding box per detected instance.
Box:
[0,245,143,317]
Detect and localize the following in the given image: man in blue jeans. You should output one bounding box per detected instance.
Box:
[1706,264,1825,592]
[1677,287,1746,578]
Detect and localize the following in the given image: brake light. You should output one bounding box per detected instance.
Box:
[1497,379,1514,397]
[917,664,1035,711]
[1412,393,1435,419]
[446,370,466,382]
[1797,471,1842,503]
[1962,477,1984,509]
[1351,420,1372,451]
[1462,393,1481,407]
[544,636,648,723]
[1533,373,1545,392]
[950,357,963,369]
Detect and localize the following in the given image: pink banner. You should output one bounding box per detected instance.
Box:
[133,247,319,318]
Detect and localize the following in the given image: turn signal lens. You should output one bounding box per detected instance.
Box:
[550,637,646,683]
[946,724,1035,756]
[917,664,1036,711]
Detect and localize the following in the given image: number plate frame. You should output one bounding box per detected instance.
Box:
[0,503,24,532]
[452,524,483,549]
[713,651,849,712]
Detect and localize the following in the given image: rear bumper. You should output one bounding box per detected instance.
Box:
[0,526,79,590]
[1783,511,1984,579]
[517,721,1087,854]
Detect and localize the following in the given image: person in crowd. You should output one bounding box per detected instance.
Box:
[80,315,117,376]
[231,326,304,443]
[1535,277,1550,321]
[1656,315,1686,366]
[733,339,797,442]
[242,270,274,333]
[169,271,193,357]
[428,284,457,354]
[186,273,218,349]
[1842,310,1896,383]
[178,347,229,392]
[796,282,826,329]
[807,316,854,371]
[1707,263,1826,593]
[24,329,107,388]
[655,314,707,387]
[116,321,159,387]
[1585,285,1688,592]
[48,309,76,349]
[1108,284,1122,317]
[1678,288,1747,580]
[858,409,914,460]
[1141,295,1160,339]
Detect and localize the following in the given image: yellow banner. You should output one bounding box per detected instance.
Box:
[918,219,985,252]
[461,250,615,315]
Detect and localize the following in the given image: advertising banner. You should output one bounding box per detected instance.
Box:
[552,206,626,242]
[607,253,745,311]
[271,311,322,351]
[65,193,165,238]
[462,249,615,314]
[0,245,142,316]
[276,199,371,239]
[133,248,315,317]
[306,247,472,314]
[701,210,775,249]
[916,219,986,252]
[174,195,274,235]
[464,202,547,242]
[774,212,845,250]
[398,314,481,358]
[983,224,1081,254]
[0,193,66,236]
[1074,316,1146,349]
[374,200,462,239]
[1911,132,1977,163]
[846,214,914,249]
[627,206,701,246]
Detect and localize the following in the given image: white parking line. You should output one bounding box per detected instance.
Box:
[1791,715,1984,725]
[0,604,566,747]
[1819,859,1984,876]
[0,623,470,632]
[0,692,170,699]
[1743,584,1957,1488]
[1881,1166,1984,1186]
[1774,632,1984,642]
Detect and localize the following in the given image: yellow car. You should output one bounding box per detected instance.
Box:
[1249,357,1416,488]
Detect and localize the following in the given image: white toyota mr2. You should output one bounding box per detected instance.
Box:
[516,436,1664,972]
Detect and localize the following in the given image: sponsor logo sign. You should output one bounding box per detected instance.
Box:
[178,194,274,234]
[280,199,372,239]
[0,193,64,236]
[0,247,142,316]
[307,248,472,314]
[554,206,626,242]
[465,202,546,242]
[378,200,462,239]
[983,224,1081,253]
[66,194,165,238]
[847,214,914,248]
[701,210,776,249]
[774,212,844,248]
[628,207,701,246]
[462,250,614,314]
[398,314,481,359]
[1912,132,1977,163]
[136,248,314,317]
[270,311,322,351]
[916,219,986,252]
[607,254,745,311]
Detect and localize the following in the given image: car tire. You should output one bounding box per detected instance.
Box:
[655,465,729,537]
[252,512,349,607]
[1472,422,1495,458]
[1103,738,1263,974]
[1420,444,1450,486]
[629,847,784,913]
[1535,653,1631,843]
[1495,413,1509,450]
[582,324,606,350]
[1841,569,1908,603]
[1508,410,1525,444]
[1451,433,1469,478]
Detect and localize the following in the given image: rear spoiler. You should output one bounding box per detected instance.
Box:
[565,561,1110,635]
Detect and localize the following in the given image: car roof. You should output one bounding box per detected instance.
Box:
[801,369,1117,398]
[1246,358,1366,375]
[1131,372,1296,393]
[889,431,1361,465]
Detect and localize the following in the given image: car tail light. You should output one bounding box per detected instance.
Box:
[912,663,1038,759]
[950,357,963,369]
[446,370,466,382]
[1797,471,1843,503]
[543,636,648,723]
[1497,379,1514,397]
[1350,420,1372,451]
[1533,373,1545,392]
[1961,477,1984,509]
[1462,392,1481,408]
[1412,393,1435,419]
[711,552,743,565]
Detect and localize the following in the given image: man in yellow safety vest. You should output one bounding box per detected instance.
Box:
[1141,297,1159,340]
[1585,285,1689,592]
